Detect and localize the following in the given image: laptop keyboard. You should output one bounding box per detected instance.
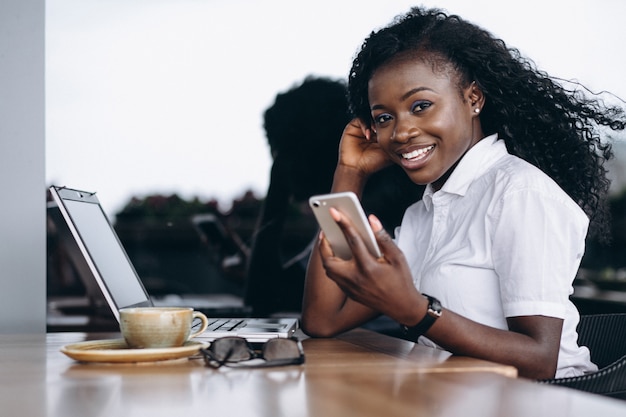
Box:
[206,319,245,331]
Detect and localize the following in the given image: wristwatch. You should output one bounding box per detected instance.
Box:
[402,294,442,342]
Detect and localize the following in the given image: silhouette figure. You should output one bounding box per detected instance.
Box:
[245,76,423,315]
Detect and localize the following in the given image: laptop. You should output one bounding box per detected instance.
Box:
[49,185,299,343]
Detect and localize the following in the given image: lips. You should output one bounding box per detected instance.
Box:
[401,145,435,162]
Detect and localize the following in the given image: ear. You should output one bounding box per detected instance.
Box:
[467,82,485,116]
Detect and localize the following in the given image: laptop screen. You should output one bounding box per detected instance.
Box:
[50,187,151,319]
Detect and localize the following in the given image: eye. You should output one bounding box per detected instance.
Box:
[373,113,392,125]
[411,100,432,113]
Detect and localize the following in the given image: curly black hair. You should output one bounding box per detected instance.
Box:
[348,7,625,240]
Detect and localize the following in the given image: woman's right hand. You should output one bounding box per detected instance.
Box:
[337,119,392,178]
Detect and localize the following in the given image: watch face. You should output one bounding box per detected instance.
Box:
[427,296,442,317]
[403,294,442,342]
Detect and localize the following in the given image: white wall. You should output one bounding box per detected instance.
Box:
[0,0,46,333]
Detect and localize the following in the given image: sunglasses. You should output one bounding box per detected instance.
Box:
[200,337,305,369]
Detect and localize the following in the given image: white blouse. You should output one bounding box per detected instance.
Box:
[395,134,597,377]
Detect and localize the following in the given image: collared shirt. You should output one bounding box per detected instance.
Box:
[395,134,597,377]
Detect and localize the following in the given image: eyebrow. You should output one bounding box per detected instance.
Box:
[370,87,434,111]
[401,87,433,101]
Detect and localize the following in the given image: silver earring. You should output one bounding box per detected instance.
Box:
[474,108,480,114]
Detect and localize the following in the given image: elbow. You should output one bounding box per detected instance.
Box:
[301,312,341,338]
[523,368,557,380]
[523,341,560,380]
[518,355,558,380]
[302,326,335,339]
[524,363,558,380]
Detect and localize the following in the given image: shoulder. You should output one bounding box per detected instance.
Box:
[462,137,568,200]
[486,152,570,201]
[482,153,588,226]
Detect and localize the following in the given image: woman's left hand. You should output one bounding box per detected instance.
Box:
[318,207,424,325]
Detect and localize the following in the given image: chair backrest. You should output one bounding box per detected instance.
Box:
[577,313,626,368]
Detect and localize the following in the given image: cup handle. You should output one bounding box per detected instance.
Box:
[189,311,209,339]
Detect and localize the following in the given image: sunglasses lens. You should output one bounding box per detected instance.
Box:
[211,338,252,362]
[262,339,302,361]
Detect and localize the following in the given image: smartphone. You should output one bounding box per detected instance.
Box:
[309,191,382,260]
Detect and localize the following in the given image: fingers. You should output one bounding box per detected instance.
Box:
[368,214,398,258]
[345,118,377,142]
[368,214,383,232]
[363,125,377,143]
[328,207,381,261]
[314,207,417,321]
[317,230,335,259]
[351,118,377,143]
[322,208,399,265]
[343,118,367,138]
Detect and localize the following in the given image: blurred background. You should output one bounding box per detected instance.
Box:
[45,0,626,324]
[46,0,626,215]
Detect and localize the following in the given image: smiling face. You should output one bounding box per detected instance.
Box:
[368,54,485,191]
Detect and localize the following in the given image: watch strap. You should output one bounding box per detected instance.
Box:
[402,294,442,342]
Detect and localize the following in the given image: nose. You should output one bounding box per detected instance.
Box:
[391,117,419,143]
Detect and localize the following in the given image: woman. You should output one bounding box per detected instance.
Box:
[301,7,625,379]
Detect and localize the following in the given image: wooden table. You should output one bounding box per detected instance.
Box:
[1,329,625,417]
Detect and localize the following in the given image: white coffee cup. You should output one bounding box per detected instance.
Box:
[119,307,209,349]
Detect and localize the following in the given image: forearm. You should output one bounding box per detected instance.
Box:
[419,307,562,379]
[301,166,377,336]
[301,240,380,337]
[330,164,368,196]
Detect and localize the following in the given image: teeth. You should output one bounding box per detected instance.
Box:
[402,145,434,160]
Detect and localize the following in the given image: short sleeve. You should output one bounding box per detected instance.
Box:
[491,183,588,319]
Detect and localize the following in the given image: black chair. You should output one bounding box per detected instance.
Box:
[540,313,626,399]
